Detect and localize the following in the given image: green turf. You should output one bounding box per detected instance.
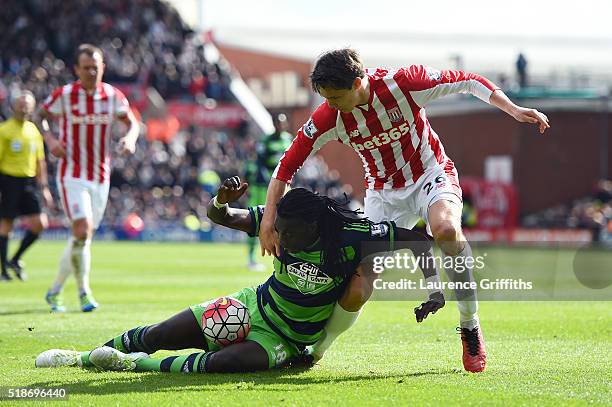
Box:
[0,241,610,406]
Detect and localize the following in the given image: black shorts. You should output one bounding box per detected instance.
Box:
[0,173,42,219]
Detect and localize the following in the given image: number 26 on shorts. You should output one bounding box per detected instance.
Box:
[423,176,446,195]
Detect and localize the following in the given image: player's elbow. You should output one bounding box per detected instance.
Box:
[272,167,294,187]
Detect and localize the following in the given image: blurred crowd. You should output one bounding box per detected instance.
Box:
[41,124,356,230]
[0,0,233,120]
[523,180,612,239]
[0,0,354,233]
[101,127,354,229]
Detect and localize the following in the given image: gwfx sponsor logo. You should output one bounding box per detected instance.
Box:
[350,123,410,151]
[286,262,332,293]
[71,114,112,125]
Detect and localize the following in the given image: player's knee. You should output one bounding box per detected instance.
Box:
[432,222,465,256]
[30,223,43,234]
[206,343,269,373]
[30,216,47,234]
[431,221,460,247]
[0,219,13,235]
[339,277,371,312]
[72,219,91,240]
[73,230,88,241]
[206,350,244,373]
[431,221,459,242]
[142,324,166,351]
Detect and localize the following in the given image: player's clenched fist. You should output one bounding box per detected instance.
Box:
[217,176,249,204]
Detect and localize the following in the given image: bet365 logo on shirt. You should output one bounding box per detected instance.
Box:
[350,123,410,151]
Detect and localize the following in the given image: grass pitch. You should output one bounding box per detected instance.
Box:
[0,241,610,406]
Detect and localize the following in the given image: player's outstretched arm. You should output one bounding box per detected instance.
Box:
[206,176,253,234]
[405,66,549,134]
[490,89,550,134]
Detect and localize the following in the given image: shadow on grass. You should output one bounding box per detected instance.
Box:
[0,309,84,316]
[0,308,49,316]
[27,367,461,396]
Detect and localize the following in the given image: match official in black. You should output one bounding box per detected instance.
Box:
[0,91,53,281]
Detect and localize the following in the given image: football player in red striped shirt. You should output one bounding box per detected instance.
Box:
[39,44,140,313]
[260,48,550,372]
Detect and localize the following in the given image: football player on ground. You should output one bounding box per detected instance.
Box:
[35,176,444,373]
[259,48,551,372]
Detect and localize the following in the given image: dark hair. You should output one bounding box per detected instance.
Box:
[276,188,371,278]
[310,48,365,93]
[74,43,103,65]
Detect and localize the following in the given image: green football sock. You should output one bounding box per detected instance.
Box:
[247,237,256,263]
[104,326,154,353]
[135,352,214,373]
[79,351,93,367]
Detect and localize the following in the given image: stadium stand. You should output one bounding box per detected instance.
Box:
[0,0,354,239]
[523,180,612,240]
[0,0,234,113]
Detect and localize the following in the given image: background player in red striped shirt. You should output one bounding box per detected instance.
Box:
[259,48,550,372]
[39,44,140,312]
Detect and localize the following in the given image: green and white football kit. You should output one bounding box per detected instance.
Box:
[191,205,396,367]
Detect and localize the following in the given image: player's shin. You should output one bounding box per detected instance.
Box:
[416,246,443,296]
[135,351,215,373]
[72,238,92,295]
[104,326,156,354]
[0,235,8,276]
[11,230,40,263]
[247,236,256,263]
[49,238,74,293]
[308,303,361,361]
[444,242,479,330]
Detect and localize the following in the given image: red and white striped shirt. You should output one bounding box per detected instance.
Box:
[42,81,130,184]
[273,66,499,189]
